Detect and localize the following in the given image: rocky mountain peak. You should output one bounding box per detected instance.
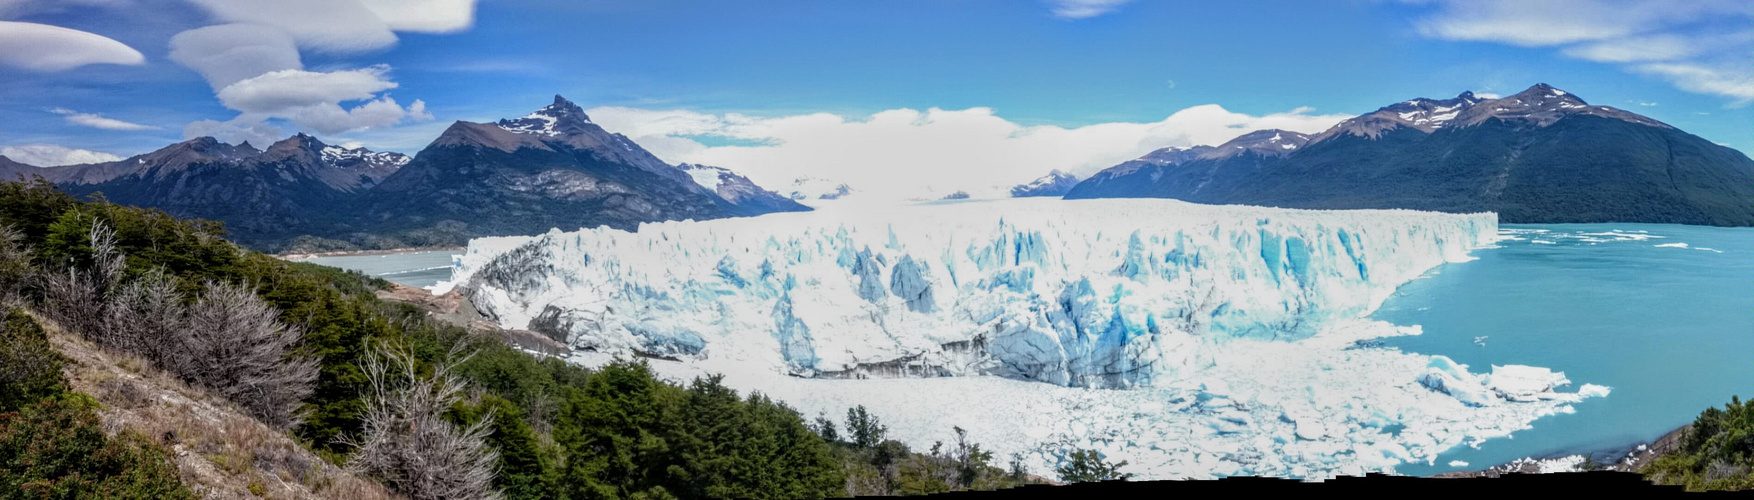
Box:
[1200,129,1312,159]
[1452,83,1667,129]
[497,94,594,137]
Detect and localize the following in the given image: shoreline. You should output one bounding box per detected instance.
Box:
[277,245,465,261]
[1432,425,1687,478]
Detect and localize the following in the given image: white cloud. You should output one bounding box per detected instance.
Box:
[1634,63,1754,101]
[286,95,432,134]
[183,115,286,146]
[48,108,158,130]
[1560,34,1698,63]
[182,0,477,53]
[187,66,432,137]
[1412,0,1754,102]
[183,0,397,53]
[168,23,303,90]
[0,20,143,71]
[1046,0,1133,19]
[216,66,399,113]
[588,104,1350,199]
[1,143,123,166]
[166,0,477,142]
[358,0,477,33]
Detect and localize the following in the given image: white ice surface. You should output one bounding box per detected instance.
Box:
[438,198,1603,479]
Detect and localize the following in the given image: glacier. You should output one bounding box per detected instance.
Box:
[435,198,1606,479]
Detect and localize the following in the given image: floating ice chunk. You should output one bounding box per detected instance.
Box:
[1450,460,1470,467]
[1654,242,1689,248]
[1577,384,1612,398]
[1485,365,1570,401]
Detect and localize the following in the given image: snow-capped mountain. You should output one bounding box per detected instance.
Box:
[12,95,811,251]
[20,134,414,246]
[678,163,811,215]
[785,176,854,201]
[320,143,411,171]
[1203,129,1312,159]
[1009,170,1080,198]
[363,95,801,247]
[1067,83,1754,226]
[1306,91,1486,143]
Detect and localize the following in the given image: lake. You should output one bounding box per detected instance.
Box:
[296,250,464,288]
[1375,223,1753,474]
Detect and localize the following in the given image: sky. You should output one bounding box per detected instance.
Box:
[1,0,1749,196]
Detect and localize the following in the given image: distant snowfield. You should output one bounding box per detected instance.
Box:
[436,198,1606,479]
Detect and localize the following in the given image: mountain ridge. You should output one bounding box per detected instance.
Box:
[1065,83,1754,226]
[8,95,807,251]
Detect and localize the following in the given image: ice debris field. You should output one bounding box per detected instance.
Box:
[435,198,1608,479]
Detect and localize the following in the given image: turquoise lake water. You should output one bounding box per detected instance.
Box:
[1376,223,1753,475]
[297,250,463,287]
[302,223,1752,475]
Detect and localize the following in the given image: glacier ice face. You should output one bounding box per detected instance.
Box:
[440,198,1496,388]
[436,198,1606,479]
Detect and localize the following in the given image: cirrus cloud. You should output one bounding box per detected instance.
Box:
[49,108,158,130]
[1045,0,1134,20]
[1413,0,1754,103]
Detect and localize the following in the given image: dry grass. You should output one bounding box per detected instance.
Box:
[45,319,398,500]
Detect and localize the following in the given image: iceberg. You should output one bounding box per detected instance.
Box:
[436,198,1604,479]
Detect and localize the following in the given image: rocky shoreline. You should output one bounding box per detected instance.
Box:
[375,282,571,357]
[1433,425,1687,478]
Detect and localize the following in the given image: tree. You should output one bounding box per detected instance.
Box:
[948,427,994,488]
[1055,448,1132,483]
[846,405,887,448]
[812,413,840,443]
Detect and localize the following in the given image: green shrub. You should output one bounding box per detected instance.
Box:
[1645,395,1754,490]
[0,397,194,499]
[0,307,63,413]
[1055,448,1132,483]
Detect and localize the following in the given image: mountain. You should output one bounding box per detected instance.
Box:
[678,163,811,214]
[1010,170,1080,197]
[359,95,799,244]
[1066,84,1754,226]
[7,95,805,251]
[784,177,854,201]
[19,135,407,241]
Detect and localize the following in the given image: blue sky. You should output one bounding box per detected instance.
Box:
[1,0,1748,190]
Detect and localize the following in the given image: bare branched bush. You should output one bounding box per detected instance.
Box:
[104,270,187,370]
[181,280,319,431]
[41,221,124,338]
[347,342,502,500]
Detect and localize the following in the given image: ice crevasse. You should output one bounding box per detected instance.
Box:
[436,198,1609,478]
